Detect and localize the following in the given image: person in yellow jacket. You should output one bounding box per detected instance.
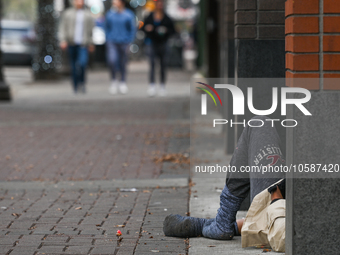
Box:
[163,116,286,252]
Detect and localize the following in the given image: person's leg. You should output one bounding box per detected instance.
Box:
[164,116,285,239]
[68,45,78,93]
[202,116,285,239]
[198,123,252,239]
[158,44,167,96]
[147,44,156,96]
[77,46,89,93]
[117,44,128,94]
[148,44,156,84]
[106,42,119,94]
[106,42,118,80]
[159,44,167,85]
[118,44,128,83]
[164,124,251,239]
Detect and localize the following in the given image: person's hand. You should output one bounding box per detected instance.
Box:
[88,44,95,53]
[145,24,154,32]
[60,41,68,51]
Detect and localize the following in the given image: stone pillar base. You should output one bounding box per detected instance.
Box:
[0,83,12,101]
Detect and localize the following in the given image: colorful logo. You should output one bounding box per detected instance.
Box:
[196,82,222,106]
[196,82,222,115]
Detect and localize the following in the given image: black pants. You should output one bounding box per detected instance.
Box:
[147,43,167,84]
[226,116,286,201]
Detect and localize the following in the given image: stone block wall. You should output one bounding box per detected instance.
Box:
[235,0,285,39]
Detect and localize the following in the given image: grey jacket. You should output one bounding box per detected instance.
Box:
[59,8,95,46]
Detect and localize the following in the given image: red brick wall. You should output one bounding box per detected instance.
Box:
[286,0,340,90]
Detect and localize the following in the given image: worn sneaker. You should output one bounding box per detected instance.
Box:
[159,86,167,97]
[109,80,118,95]
[147,85,156,97]
[119,82,128,94]
[79,83,86,94]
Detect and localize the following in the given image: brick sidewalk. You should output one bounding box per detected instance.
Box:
[0,66,192,254]
[0,100,189,181]
[0,180,189,255]
[0,78,190,181]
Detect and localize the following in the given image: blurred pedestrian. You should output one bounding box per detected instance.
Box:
[59,0,95,94]
[143,0,175,97]
[105,0,136,95]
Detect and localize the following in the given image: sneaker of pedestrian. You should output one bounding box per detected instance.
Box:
[79,83,86,94]
[147,84,156,97]
[109,80,118,95]
[159,85,167,97]
[119,82,128,94]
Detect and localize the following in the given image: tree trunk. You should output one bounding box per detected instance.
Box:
[33,0,60,80]
[0,0,12,101]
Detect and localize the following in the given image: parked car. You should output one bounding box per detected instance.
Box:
[1,20,35,65]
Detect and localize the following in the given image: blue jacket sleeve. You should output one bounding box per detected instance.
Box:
[105,13,110,40]
[128,12,136,43]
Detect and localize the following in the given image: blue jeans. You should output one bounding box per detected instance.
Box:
[106,42,128,82]
[68,45,89,92]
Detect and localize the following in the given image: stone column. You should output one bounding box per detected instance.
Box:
[285,0,340,254]
[0,0,11,101]
[233,0,286,209]
[234,0,286,131]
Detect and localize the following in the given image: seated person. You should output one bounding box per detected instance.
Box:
[163,116,286,252]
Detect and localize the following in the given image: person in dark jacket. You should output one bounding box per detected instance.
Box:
[143,0,175,97]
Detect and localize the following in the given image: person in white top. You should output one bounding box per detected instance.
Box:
[59,0,95,94]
